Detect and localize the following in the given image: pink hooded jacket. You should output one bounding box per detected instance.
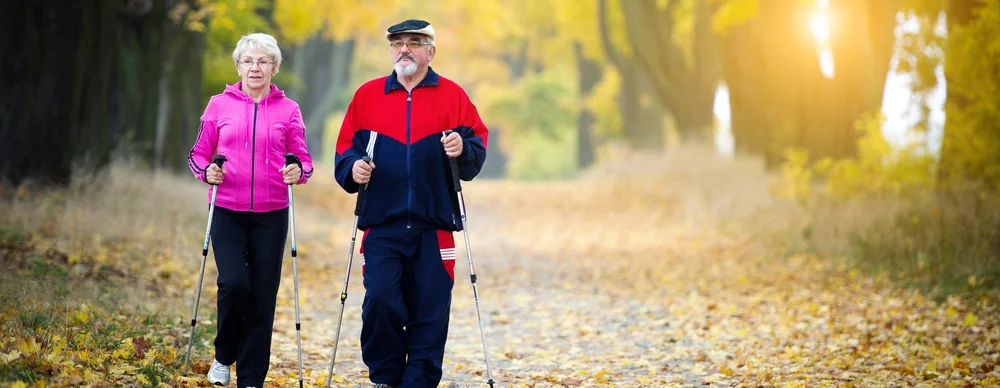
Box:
[187,82,314,213]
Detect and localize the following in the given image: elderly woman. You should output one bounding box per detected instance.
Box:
[186,32,313,388]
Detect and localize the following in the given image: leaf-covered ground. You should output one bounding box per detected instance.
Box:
[2,147,999,387]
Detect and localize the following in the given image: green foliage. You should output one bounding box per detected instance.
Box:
[505,132,579,181]
[774,112,936,201]
[585,66,624,139]
[940,0,1000,188]
[482,68,580,179]
[203,0,274,54]
[200,0,275,103]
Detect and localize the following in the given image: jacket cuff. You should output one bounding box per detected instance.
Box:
[458,141,475,163]
[200,164,210,183]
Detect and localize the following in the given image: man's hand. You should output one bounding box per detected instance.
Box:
[206,163,225,185]
[442,132,463,158]
[279,163,301,185]
[353,158,375,184]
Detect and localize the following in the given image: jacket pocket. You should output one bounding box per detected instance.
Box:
[269,122,289,152]
[216,118,237,155]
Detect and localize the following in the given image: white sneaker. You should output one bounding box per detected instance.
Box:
[206,358,231,386]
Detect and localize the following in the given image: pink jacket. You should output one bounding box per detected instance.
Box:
[187,82,314,213]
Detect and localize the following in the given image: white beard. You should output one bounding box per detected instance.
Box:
[394,61,418,77]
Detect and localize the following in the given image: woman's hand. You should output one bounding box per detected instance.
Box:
[280,163,301,185]
[206,163,225,185]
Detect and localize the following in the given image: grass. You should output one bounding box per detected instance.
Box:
[0,160,220,386]
[744,173,1000,301]
[846,190,1000,298]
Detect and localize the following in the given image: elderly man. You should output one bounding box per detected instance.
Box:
[333,19,489,388]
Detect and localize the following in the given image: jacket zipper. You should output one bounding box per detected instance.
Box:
[250,102,258,212]
[406,91,412,228]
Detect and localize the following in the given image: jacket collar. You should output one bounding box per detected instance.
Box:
[225,82,285,102]
[384,67,439,94]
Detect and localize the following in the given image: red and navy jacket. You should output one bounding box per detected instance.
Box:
[334,67,488,231]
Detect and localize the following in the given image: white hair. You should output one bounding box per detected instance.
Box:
[232,33,282,73]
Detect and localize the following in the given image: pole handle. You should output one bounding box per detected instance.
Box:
[283,152,303,183]
[283,152,301,167]
[443,130,461,193]
[354,156,371,216]
[209,154,227,186]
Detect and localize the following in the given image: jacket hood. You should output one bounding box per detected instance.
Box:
[224,82,286,102]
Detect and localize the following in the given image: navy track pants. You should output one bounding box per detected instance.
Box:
[359,227,456,387]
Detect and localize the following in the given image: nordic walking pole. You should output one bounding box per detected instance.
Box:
[284,153,306,388]
[183,154,227,375]
[443,130,495,388]
[327,134,377,388]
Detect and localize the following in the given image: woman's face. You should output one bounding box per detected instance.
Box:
[237,47,276,91]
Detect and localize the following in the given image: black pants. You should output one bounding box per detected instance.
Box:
[210,206,288,388]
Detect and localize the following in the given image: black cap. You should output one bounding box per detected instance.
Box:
[385,19,435,40]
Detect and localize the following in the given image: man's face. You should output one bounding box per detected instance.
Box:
[389,33,435,77]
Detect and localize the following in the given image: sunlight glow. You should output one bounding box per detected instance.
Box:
[810,0,834,79]
[809,13,831,43]
[818,49,835,78]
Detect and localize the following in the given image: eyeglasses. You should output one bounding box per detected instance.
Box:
[239,59,274,68]
[389,41,432,50]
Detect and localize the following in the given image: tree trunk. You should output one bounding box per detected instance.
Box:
[599,0,665,151]
[718,0,898,168]
[818,0,900,159]
[0,0,206,185]
[286,34,356,157]
[618,0,719,144]
[575,43,600,168]
[119,0,166,162]
[156,9,206,171]
[720,28,770,160]
[1,0,78,185]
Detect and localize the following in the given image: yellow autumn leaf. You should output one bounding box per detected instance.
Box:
[113,337,135,360]
[137,374,150,385]
[140,348,157,367]
[45,350,63,363]
[11,382,28,388]
[1,350,22,363]
[946,306,958,318]
[964,312,978,326]
[71,309,89,325]
[15,338,40,355]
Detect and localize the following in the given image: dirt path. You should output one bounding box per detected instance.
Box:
[214,148,998,387]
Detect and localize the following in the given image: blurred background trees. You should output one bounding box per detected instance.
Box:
[2,0,997,188]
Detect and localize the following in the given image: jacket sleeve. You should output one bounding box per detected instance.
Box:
[188,99,219,183]
[454,86,489,181]
[334,92,367,194]
[287,104,314,185]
